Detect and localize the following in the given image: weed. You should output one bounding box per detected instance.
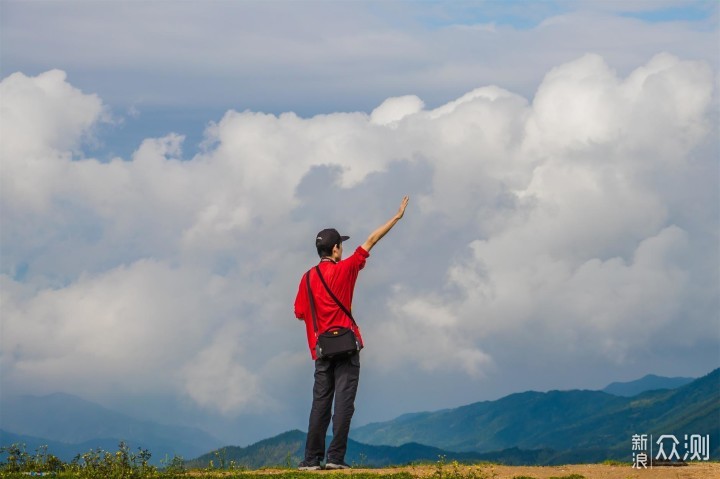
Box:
[67,441,157,478]
[160,454,186,475]
[352,452,368,469]
[431,456,498,479]
[0,443,65,474]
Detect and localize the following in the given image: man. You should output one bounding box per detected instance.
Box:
[294,195,409,470]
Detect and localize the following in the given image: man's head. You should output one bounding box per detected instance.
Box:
[316,228,349,260]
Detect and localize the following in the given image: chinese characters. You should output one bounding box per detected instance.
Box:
[632,433,711,468]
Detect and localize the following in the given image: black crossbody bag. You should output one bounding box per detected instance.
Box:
[305,266,362,359]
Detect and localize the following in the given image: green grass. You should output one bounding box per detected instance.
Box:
[0,473,416,479]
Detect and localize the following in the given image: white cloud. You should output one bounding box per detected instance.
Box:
[0,70,105,212]
[182,322,271,415]
[370,95,425,126]
[0,51,717,424]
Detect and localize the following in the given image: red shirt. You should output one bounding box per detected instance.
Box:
[295,246,369,359]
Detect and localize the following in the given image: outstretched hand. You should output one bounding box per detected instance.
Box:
[396,195,409,220]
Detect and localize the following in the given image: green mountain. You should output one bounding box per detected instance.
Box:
[5,370,716,468]
[185,429,556,468]
[350,368,719,457]
[189,369,718,467]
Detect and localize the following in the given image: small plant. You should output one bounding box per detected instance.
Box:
[352,452,368,469]
[0,443,32,472]
[0,443,64,473]
[431,456,498,479]
[434,455,447,479]
[67,441,158,478]
[284,451,295,469]
[214,448,227,469]
[161,453,186,475]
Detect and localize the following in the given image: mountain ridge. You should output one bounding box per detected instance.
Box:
[350,368,719,456]
[2,370,716,467]
[185,429,560,468]
[188,368,719,467]
[602,374,695,397]
[0,392,222,463]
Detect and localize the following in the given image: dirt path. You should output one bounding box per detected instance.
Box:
[193,463,719,478]
[358,463,718,478]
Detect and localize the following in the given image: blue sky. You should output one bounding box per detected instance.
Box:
[1,0,718,446]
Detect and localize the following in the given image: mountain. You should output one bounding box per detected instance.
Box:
[188,369,719,468]
[602,374,695,397]
[4,369,717,468]
[186,429,556,468]
[350,368,720,460]
[0,392,222,463]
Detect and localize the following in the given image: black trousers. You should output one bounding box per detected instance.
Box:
[304,352,360,463]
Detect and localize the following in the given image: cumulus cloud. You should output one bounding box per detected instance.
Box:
[0,70,106,211]
[372,53,716,375]
[1,52,717,422]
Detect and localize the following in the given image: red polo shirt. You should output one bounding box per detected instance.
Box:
[295,246,369,360]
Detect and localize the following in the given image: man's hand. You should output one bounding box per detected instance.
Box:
[396,195,409,220]
[362,195,409,252]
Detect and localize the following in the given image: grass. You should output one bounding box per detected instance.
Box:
[0,473,414,479]
[0,445,500,479]
[3,441,705,479]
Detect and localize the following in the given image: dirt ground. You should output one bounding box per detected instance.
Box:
[364,463,720,479]
[410,463,719,478]
[242,463,720,479]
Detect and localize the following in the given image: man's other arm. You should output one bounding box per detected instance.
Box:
[361,195,409,253]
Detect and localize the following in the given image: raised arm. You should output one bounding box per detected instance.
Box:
[361,196,409,253]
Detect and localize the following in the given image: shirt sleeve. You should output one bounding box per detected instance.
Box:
[346,246,370,272]
[294,273,307,320]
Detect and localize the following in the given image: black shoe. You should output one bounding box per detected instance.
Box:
[298,459,322,471]
[325,460,351,470]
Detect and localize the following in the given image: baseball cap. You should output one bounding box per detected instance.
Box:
[316,228,350,249]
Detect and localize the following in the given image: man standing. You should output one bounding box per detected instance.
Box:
[294,196,409,470]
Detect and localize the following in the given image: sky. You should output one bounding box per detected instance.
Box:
[1,0,719,447]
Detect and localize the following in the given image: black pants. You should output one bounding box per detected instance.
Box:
[304,352,360,463]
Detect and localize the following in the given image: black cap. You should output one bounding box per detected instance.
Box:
[316,228,349,250]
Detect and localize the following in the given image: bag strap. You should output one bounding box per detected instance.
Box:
[314,265,358,327]
[305,270,320,336]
